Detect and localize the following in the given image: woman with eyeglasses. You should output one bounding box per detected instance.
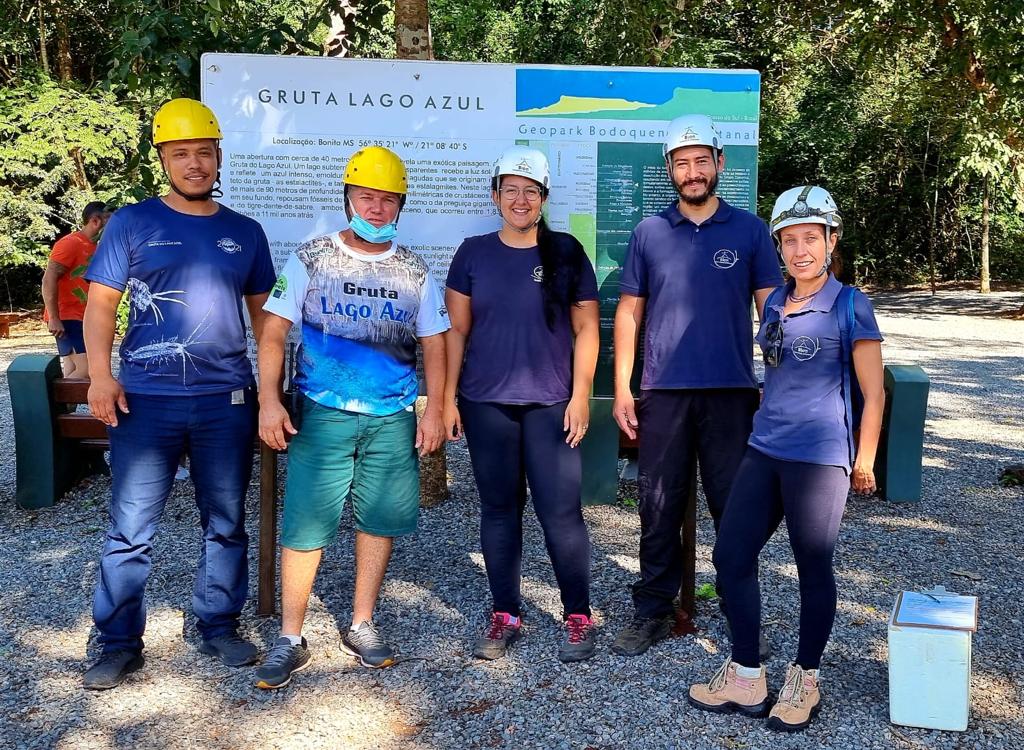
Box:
[443,146,600,663]
[688,186,884,732]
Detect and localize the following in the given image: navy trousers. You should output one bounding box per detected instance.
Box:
[93,389,257,653]
[632,388,759,619]
[460,399,591,619]
[714,447,850,669]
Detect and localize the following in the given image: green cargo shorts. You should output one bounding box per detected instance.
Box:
[280,396,420,550]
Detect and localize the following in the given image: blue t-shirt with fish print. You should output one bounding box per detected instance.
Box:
[86,197,276,395]
[263,233,450,416]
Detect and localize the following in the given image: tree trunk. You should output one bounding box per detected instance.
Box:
[37,0,49,74]
[55,12,73,81]
[980,176,990,294]
[395,0,432,59]
[395,0,445,505]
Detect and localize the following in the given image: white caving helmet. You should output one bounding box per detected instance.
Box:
[492,146,550,191]
[770,185,843,277]
[663,114,723,160]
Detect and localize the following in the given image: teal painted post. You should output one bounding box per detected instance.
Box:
[877,365,930,503]
[581,397,618,505]
[8,354,65,509]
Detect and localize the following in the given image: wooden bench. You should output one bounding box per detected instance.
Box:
[8,354,281,615]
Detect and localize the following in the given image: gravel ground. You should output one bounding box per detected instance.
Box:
[1,288,1021,750]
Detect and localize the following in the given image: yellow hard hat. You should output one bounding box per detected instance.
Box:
[152,98,223,145]
[344,146,408,195]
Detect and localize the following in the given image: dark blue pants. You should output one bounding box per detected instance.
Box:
[632,388,759,618]
[93,389,257,653]
[461,399,591,619]
[714,447,850,669]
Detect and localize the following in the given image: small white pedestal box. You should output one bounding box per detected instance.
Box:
[888,586,978,731]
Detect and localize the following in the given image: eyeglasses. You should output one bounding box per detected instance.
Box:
[764,320,784,367]
[499,186,544,201]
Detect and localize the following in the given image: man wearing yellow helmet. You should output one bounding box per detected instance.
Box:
[254,145,449,688]
[82,98,277,689]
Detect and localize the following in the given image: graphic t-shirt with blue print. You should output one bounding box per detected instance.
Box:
[85,197,276,395]
[263,234,450,416]
[749,273,883,471]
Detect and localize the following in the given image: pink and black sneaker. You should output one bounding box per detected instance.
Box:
[473,612,521,660]
[558,613,596,663]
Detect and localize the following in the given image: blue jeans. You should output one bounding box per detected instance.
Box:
[93,389,257,653]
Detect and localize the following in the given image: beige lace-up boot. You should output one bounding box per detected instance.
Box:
[766,663,822,732]
[688,658,771,717]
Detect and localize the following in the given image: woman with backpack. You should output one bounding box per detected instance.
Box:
[687,186,884,731]
[443,146,600,662]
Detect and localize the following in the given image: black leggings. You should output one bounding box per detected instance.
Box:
[460,399,591,618]
[714,447,849,669]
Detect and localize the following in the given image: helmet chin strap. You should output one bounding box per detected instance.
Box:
[818,225,833,277]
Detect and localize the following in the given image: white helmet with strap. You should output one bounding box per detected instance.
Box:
[492,146,550,190]
[663,114,723,159]
[770,185,843,277]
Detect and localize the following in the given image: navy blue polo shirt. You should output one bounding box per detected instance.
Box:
[749,274,883,470]
[87,198,276,395]
[620,199,783,390]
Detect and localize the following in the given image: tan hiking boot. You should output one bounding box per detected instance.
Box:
[688,659,771,717]
[766,663,822,732]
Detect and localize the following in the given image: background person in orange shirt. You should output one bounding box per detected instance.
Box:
[41,201,112,378]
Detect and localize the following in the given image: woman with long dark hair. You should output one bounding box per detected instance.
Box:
[444,146,600,662]
[688,185,884,731]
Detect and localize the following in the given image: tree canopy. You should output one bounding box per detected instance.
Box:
[1,0,1021,306]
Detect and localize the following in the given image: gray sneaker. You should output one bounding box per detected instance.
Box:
[254,637,311,689]
[83,650,144,690]
[558,614,596,663]
[473,612,522,660]
[198,632,259,667]
[341,621,396,668]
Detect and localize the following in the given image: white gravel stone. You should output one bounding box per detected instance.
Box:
[0,288,1021,749]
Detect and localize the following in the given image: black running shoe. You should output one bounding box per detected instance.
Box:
[83,650,144,690]
[254,637,311,689]
[341,621,396,668]
[611,614,673,656]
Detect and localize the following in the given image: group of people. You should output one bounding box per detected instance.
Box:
[72,96,883,733]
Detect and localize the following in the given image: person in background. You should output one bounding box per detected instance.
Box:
[444,146,601,663]
[42,201,112,378]
[688,185,884,732]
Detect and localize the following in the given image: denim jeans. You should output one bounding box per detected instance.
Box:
[92,388,257,653]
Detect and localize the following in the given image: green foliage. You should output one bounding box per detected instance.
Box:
[0,72,138,269]
[695,583,717,601]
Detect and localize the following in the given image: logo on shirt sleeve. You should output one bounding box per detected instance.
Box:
[271,274,288,299]
[217,237,243,255]
[791,336,820,361]
[712,248,738,269]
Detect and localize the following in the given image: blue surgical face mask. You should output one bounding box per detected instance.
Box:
[348,200,398,244]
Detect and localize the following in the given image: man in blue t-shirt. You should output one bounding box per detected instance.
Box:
[81,99,276,690]
[253,146,449,690]
[611,115,784,657]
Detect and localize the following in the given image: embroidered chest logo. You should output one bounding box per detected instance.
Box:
[791,336,821,362]
[712,248,738,269]
[217,237,242,255]
[532,266,544,283]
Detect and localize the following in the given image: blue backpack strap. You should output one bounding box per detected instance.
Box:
[836,285,856,465]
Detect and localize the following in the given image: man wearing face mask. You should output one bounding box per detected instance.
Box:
[611,115,783,657]
[254,146,449,689]
[82,98,276,689]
